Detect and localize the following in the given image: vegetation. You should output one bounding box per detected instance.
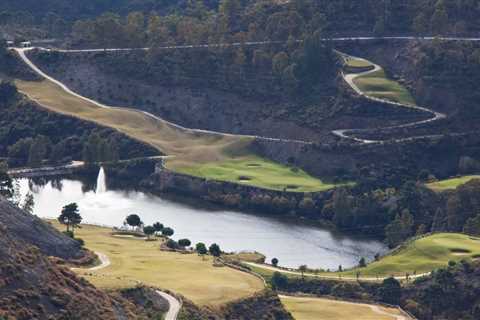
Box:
[350,64,416,106]
[57,203,82,236]
[426,175,480,191]
[50,221,264,306]
[280,296,405,320]
[176,156,347,192]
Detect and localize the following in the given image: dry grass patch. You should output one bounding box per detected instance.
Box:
[49,221,264,306]
[280,296,408,320]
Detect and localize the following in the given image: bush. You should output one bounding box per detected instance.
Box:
[75,238,85,246]
[63,230,74,238]
[271,272,288,290]
[178,239,191,247]
[165,239,178,249]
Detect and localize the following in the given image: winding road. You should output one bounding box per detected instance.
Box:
[13,35,472,146]
[333,52,447,144]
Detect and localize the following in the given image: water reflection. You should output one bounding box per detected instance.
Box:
[18,177,388,269]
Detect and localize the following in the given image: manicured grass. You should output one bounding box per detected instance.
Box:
[344,57,373,68]
[15,78,343,192]
[280,296,406,320]
[250,233,480,279]
[426,175,480,191]
[49,221,264,306]
[174,155,350,192]
[353,69,416,106]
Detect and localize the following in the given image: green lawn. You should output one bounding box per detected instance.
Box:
[174,156,350,192]
[250,233,480,279]
[353,69,416,106]
[426,175,480,192]
[344,57,373,68]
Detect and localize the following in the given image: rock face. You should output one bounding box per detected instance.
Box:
[0,197,83,259]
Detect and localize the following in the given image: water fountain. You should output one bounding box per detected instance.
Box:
[96,167,107,193]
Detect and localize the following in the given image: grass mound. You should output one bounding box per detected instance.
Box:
[50,221,264,306]
[426,175,480,191]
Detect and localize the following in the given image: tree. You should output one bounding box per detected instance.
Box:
[0,81,17,104]
[143,225,155,239]
[299,265,308,280]
[162,227,174,237]
[271,258,279,267]
[178,239,191,247]
[378,277,402,305]
[359,257,367,268]
[125,214,142,230]
[153,222,164,233]
[0,169,13,199]
[463,215,480,236]
[196,242,208,257]
[209,243,221,257]
[21,192,35,213]
[271,271,288,290]
[385,209,414,248]
[58,203,82,236]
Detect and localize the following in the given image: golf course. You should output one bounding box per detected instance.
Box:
[426,175,480,191]
[49,221,264,306]
[280,296,409,320]
[14,51,340,193]
[348,57,416,106]
[248,233,480,279]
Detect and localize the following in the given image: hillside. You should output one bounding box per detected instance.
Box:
[0,196,144,319]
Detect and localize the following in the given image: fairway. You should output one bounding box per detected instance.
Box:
[353,68,416,106]
[426,175,480,191]
[14,76,339,192]
[249,233,480,279]
[280,296,408,320]
[50,222,264,306]
[175,155,348,192]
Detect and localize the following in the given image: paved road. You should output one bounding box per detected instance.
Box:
[155,290,182,320]
[279,295,412,320]
[246,262,430,282]
[334,52,447,144]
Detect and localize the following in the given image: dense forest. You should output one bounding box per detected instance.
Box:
[2,0,479,41]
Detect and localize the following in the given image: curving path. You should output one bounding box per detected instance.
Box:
[155,290,182,320]
[246,262,430,282]
[74,251,181,320]
[333,52,447,144]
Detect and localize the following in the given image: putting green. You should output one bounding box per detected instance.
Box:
[426,175,480,191]
[49,221,264,306]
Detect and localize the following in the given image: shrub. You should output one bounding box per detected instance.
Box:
[63,230,74,238]
[165,239,178,249]
[178,239,191,247]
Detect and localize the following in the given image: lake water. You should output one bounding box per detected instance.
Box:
[18,173,387,269]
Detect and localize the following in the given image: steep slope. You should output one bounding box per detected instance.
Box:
[0,210,136,319]
[0,197,85,260]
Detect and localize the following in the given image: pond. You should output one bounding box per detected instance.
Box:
[17,170,388,269]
